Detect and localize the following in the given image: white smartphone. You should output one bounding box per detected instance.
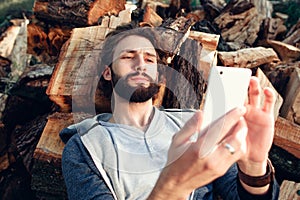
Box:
[198,66,252,156]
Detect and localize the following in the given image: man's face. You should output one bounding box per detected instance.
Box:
[109,35,160,102]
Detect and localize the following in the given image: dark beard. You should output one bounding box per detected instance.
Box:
[111,71,160,103]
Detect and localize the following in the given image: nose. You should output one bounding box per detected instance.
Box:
[134,54,146,72]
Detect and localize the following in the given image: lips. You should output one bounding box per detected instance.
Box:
[130,76,149,84]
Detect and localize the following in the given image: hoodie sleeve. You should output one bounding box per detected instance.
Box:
[61,134,115,200]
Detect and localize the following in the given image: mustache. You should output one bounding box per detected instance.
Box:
[125,71,155,83]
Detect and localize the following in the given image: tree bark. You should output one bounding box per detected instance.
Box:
[33,0,126,27]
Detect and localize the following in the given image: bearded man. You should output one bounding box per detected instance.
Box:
[60,24,279,200]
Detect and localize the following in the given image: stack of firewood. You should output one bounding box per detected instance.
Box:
[0,0,299,199]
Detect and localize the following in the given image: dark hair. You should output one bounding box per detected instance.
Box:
[97,23,165,99]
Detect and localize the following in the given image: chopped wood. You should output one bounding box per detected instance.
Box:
[157,16,194,58]
[169,0,192,17]
[261,17,287,41]
[109,9,132,29]
[163,37,206,109]
[280,67,300,125]
[218,47,280,68]
[140,0,169,20]
[46,10,132,113]
[266,39,300,62]
[34,112,90,162]
[31,112,91,199]
[27,23,72,64]
[143,5,163,27]
[185,9,206,22]
[214,0,264,49]
[189,31,219,79]
[46,26,107,113]
[283,29,300,49]
[283,19,300,48]
[261,62,298,98]
[274,12,289,21]
[0,122,10,172]
[0,153,10,172]
[189,31,220,51]
[200,0,226,20]
[249,0,273,19]
[255,67,283,119]
[0,94,8,121]
[0,56,11,78]
[33,0,126,27]
[27,23,47,59]
[274,117,300,159]
[0,25,20,58]
[279,180,300,200]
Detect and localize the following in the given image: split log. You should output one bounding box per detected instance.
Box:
[34,112,91,163]
[274,116,300,159]
[27,23,72,64]
[0,56,11,92]
[0,24,20,58]
[156,16,194,58]
[0,94,8,121]
[217,47,280,68]
[249,0,273,19]
[140,0,169,20]
[266,39,300,62]
[163,37,206,109]
[185,9,206,22]
[46,10,131,113]
[283,19,300,48]
[33,0,126,27]
[0,63,54,172]
[280,67,300,125]
[109,9,132,29]
[168,0,192,17]
[279,180,300,200]
[32,112,92,198]
[143,5,163,27]
[0,122,9,172]
[214,0,264,49]
[156,17,213,109]
[260,17,287,41]
[46,26,107,113]
[261,61,298,98]
[199,0,226,21]
[189,31,219,80]
[0,56,11,77]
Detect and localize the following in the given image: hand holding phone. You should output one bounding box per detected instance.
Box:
[198,66,252,156]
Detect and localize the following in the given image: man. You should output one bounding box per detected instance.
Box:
[60,24,279,200]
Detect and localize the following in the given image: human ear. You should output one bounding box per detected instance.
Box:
[102,65,112,81]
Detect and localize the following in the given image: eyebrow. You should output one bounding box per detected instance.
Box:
[120,49,157,58]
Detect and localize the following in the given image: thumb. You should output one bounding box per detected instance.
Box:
[172,111,203,147]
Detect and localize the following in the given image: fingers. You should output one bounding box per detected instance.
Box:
[248,77,261,108]
[172,111,203,147]
[201,118,248,174]
[248,76,276,114]
[196,107,246,157]
[262,87,275,114]
[218,118,248,156]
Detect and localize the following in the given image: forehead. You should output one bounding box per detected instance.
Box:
[113,35,156,57]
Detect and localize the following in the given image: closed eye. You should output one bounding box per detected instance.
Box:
[146,58,155,63]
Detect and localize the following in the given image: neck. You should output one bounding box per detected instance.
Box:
[110,95,154,131]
